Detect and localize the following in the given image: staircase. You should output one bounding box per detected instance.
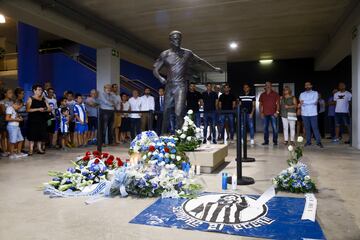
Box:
[40,47,159,97]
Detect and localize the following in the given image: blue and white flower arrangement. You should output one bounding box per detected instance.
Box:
[272,136,317,193]
[174,110,202,151]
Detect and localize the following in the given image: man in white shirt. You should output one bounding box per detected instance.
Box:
[140,87,155,131]
[299,81,323,148]
[128,90,142,139]
[333,82,352,144]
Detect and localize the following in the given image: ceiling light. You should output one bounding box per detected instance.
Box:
[229,42,238,50]
[0,14,5,24]
[259,59,273,64]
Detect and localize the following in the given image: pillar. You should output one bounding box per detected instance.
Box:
[17,22,39,100]
[96,48,120,91]
[352,24,360,149]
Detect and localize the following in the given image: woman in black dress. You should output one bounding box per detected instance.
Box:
[26,84,50,155]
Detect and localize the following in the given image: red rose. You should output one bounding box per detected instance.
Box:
[149,145,155,152]
[93,150,101,156]
[83,156,90,161]
[85,151,91,156]
[164,147,170,153]
[105,158,113,166]
[94,159,100,164]
[108,155,114,161]
[117,158,124,167]
[102,153,109,158]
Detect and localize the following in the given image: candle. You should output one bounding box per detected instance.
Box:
[196,165,201,175]
[232,174,237,190]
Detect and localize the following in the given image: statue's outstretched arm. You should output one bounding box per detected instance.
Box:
[192,52,223,73]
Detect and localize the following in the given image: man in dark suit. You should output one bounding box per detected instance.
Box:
[154,87,165,135]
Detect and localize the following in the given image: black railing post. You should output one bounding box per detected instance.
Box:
[148,110,154,131]
[227,105,255,185]
[242,109,256,162]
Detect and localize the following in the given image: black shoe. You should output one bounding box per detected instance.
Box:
[317,143,324,148]
[344,141,351,144]
[304,143,312,147]
[273,142,278,146]
[202,139,207,144]
[262,142,269,146]
[212,140,217,144]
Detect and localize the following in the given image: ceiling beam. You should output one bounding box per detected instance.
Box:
[315,1,360,70]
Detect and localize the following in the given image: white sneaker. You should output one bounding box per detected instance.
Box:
[9,154,20,160]
[17,153,28,158]
[250,139,255,145]
[1,152,9,157]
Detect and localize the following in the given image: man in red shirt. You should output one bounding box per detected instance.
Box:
[259,81,280,145]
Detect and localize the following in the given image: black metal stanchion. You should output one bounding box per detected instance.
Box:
[227,105,255,185]
[96,107,102,153]
[242,109,255,162]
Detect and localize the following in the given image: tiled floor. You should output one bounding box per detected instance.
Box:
[0,136,359,240]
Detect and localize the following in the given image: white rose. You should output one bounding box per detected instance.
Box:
[176,130,182,134]
[180,134,186,139]
[304,175,310,181]
[170,154,175,159]
[182,127,188,132]
[142,155,147,160]
[158,161,165,166]
[297,136,304,143]
[165,153,170,158]
[188,120,194,125]
[272,179,278,185]
[186,136,192,141]
[195,128,201,133]
[184,116,190,121]
[147,152,152,157]
[288,145,294,152]
[288,167,295,174]
[187,109,193,115]
[176,156,182,161]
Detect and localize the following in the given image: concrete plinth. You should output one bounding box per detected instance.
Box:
[185,144,228,173]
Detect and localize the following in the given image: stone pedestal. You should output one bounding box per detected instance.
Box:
[185,144,228,173]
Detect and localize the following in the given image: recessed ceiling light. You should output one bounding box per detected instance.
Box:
[229,42,238,50]
[0,14,5,24]
[259,59,273,64]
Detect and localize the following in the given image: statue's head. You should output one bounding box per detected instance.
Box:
[169,30,182,48]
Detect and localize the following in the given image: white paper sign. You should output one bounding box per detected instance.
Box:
[250,185,276,209]
[301,193,317,222]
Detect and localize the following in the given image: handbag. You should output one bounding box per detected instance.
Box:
[287,112,297,121]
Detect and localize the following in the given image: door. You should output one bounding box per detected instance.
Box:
[254,83,279,132]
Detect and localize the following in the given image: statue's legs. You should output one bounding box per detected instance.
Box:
[161,82,187,134]
[173,84,187,129]
[161,85,175,134]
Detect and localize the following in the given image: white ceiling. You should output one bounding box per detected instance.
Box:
[62,0,358,62]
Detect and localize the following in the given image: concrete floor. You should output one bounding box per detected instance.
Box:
[0,135,359,240]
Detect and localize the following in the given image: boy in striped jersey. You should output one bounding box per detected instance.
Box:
[59,107,70,151]
[74,94,88,147]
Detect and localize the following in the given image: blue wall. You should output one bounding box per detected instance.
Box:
[39,53,96,96]
[17,22,40,100]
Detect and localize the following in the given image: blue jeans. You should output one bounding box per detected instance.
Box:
[302,116,321,144]
[263,115,278,144]
[245,114,255,140]
[194,112,201,128]
[219,114,234,140]
[203,112,216,140]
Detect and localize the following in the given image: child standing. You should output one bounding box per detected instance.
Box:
[74,94,88,147]
[59,107,70,151]
[5,100,28,159]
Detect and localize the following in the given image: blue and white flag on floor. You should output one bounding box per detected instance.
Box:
[130,192,325,240]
